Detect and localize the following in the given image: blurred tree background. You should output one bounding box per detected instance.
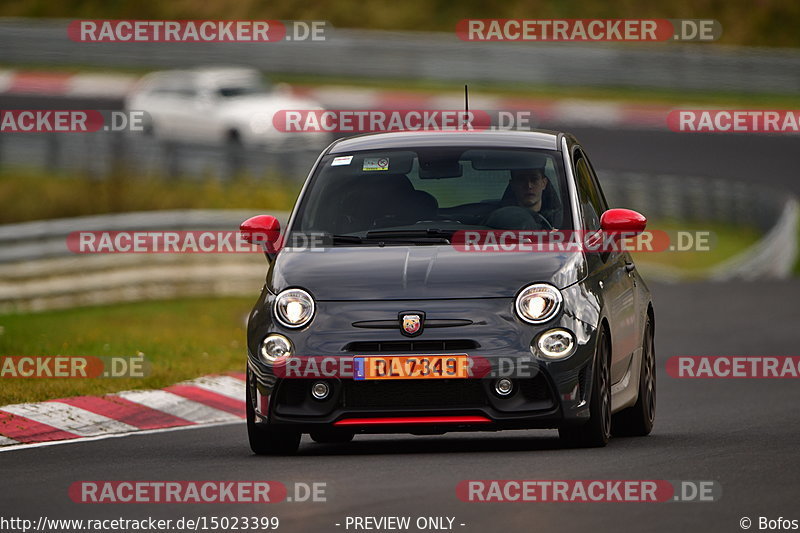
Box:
[1,0,799,48]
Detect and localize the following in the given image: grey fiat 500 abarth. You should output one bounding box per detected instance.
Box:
[241,130,656,454]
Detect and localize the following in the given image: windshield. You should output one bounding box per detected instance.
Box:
[289,147,572,245]
[216,78,270,98]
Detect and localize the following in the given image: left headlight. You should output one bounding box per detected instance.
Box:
[536,328,575,359]
[259,334,294,364]
[274,288,315,328]
[515,283,562,324]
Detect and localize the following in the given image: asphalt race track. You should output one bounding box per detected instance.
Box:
[1,98,798,531]
[566,126,800,196]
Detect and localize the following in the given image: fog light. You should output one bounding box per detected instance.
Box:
[311,381,330,400]
[537,329,575,359]
[259,334,293,364]
[495,378,514,396]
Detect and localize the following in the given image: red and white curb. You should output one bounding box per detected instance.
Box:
[0,69,672,130]
[0,70,137,99]
[0,372,246,451]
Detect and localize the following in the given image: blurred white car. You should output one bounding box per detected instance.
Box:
[125,67,325,146]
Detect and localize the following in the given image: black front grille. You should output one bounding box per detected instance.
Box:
[519,374,551,402]
[343,379,487,409]
[344,339,479,353]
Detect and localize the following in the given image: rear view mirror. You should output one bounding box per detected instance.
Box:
[600,208,647,235]
[418,157,462,179]
[467,149,549,171]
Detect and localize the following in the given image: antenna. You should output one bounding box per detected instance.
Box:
[464,84,469,114]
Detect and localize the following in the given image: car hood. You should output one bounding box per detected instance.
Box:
[267,246,586,300]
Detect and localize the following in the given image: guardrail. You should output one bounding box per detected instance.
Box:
[0,210,287,313]
[599,172,786,233]
[600,172,799,282]
[1,172,796,313]
[1,20,800,94]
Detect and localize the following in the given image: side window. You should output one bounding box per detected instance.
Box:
[146,78,196,98]
[582,151,610,212]
[574,151,603,231]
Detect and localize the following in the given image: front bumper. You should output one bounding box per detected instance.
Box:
[248,370,567,433]
[246,290,600,433]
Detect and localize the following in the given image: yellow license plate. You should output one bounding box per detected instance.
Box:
[354,355,469,380]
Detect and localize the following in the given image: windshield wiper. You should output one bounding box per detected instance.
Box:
[364,229,453,243]
[330,232,449,245]
[330,234,366,244]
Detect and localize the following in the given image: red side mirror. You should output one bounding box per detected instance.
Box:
[600,208,647,235]
[240,215,282,253]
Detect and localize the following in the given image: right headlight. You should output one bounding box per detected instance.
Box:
[273,288,315,328]
[515,283,562,324]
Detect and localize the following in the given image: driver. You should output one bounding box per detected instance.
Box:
[508,168,555,227]
[485,168,559,230]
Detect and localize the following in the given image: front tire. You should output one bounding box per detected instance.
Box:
[246,370,301,455]
[612,316,656,437]
[559,327,611,448]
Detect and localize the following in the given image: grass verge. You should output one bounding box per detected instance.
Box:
[632,220,762,278]
[0,297,254,405]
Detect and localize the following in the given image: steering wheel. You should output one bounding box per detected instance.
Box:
[532,212,554,230]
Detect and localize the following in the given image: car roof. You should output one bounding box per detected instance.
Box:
[328,129,562,154]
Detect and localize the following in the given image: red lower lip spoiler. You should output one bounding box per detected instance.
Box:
[334,416,492,426]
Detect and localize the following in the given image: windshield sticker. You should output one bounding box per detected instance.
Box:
[331,155,353,166]
[363,157,389,171]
